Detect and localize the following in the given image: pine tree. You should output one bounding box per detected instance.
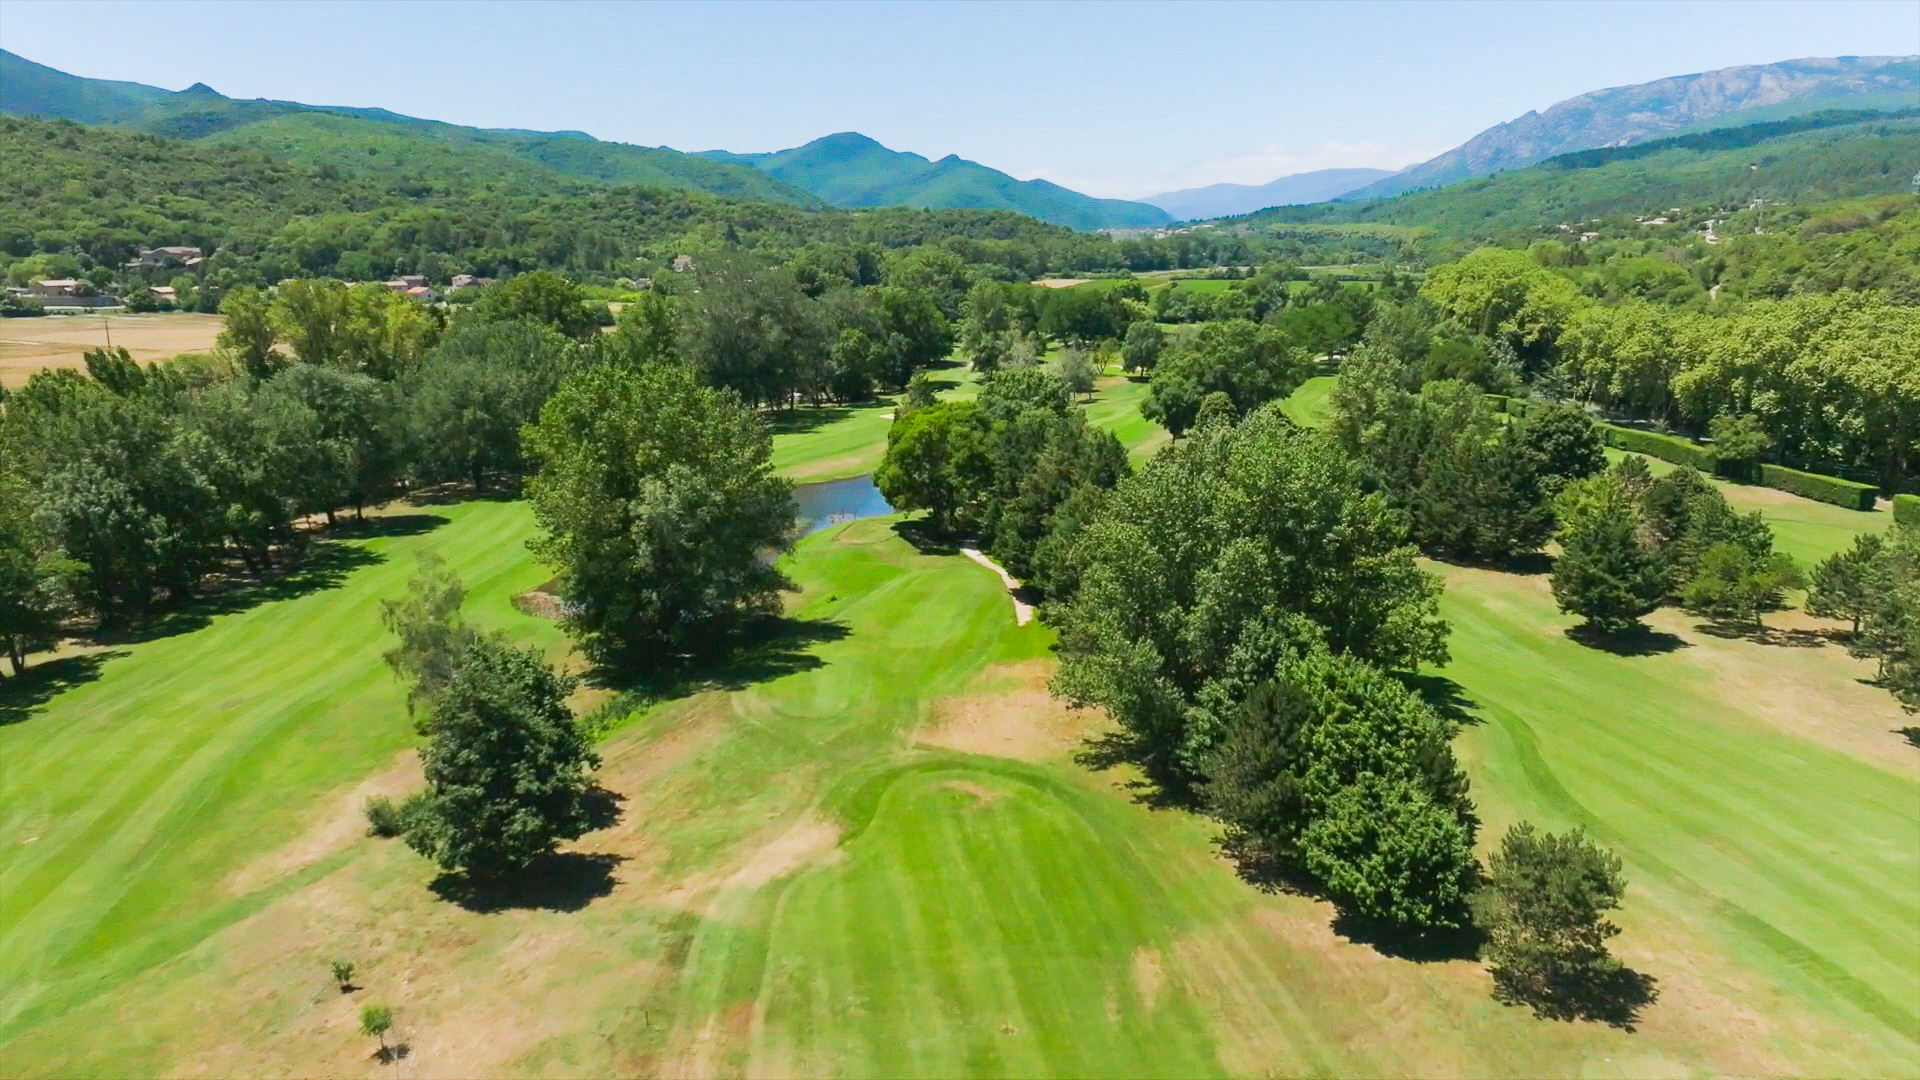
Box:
[1550,472,1665,635]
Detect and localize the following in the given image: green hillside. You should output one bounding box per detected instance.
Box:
[0,49,822,209]
[0,52,1160,230]
[699,132,1171,230]
[1237,111,1920,240]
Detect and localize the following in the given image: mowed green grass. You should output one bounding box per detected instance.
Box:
[4,367,1915,1076]
[1434,562,1919,1069]
[0,501,562,1044]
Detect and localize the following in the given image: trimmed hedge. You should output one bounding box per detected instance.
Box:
[1603,425,1719,472]
[1757,464,1878,511]
[1483,394,1509,415]
[1895,493,1920,528]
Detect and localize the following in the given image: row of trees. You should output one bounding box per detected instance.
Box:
[1559,289,1919,486]
[1039,403,1636,1007]
[1410,246,1918,491]
[0,298,579,642]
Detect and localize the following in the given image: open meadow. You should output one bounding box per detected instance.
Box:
[1,375,1914,1078]
[0,313,225,387]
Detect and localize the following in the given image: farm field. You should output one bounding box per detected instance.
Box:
[0,312,225,387]
[1,370,1913,1078]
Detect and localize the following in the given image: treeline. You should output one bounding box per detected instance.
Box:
[0,264,965,661]
[1397,245,1919,491]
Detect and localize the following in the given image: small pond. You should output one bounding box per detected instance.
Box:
[793,473,896,536]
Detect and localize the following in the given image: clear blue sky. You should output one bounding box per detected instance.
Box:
[1,0,1913,197]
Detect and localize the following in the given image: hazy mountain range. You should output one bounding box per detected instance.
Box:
[1141,168,1397,220]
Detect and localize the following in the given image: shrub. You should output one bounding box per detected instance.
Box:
[1897,494,1920,529]
[1483,394,1509,415]
[330,959,355,992]
[1603,425,1717,472]
[362,794,422,838]
[1756,464,1877,511]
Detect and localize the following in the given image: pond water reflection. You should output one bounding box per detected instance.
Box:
[792,473,895,536]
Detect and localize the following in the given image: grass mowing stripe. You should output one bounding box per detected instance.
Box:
[1440,571,1920,1053]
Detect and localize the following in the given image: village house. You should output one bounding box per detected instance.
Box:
[31,279,82,297]
[132,246,205,269]
[672,254,695,272]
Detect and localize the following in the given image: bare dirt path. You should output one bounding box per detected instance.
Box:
[960,547,1034,625]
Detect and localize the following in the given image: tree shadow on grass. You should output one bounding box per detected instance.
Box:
[322,513,452,539]
[1492,964,1660,1031]
[763,404,858,435]
[1073,729,1199,810]
[1500,551,1555,577]
[0,650,127,726]
[428,852,626,914]
[1564,624,1689,656]
[94,539,397,647]
[402,480,522,505]
[373,1043,411,1065]
[585,615,850,713]
[890,519,961,557]
[580,786,626,831]
[1896,727,1920,750]
[1399,672,1484,728]
[1331,909,1485,963]
[1691,619,1828,649]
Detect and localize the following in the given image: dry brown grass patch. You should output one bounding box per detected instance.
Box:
[1,313,224,386]
[914,661,1104,762]
[227,750,422,895]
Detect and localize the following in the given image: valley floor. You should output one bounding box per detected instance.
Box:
[1,376,1914,1077]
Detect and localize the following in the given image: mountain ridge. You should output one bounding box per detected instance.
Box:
[695,132,1170,230]
[0,51,1165,230]
[1342,54,1919,201]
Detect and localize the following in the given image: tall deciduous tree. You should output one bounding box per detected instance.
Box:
[1202,651,1478,929]
[469,271,605,339]
[523,363,795,664]
[404,318,573,492]
[1143,319,1308,437]
[1052,404,1448,786]
[1121,319,1165,373]
[0,469,71,678]
[217,285,283,380]
[381,553,476,721]
[404,636,599,879]
[874,401,983,534]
